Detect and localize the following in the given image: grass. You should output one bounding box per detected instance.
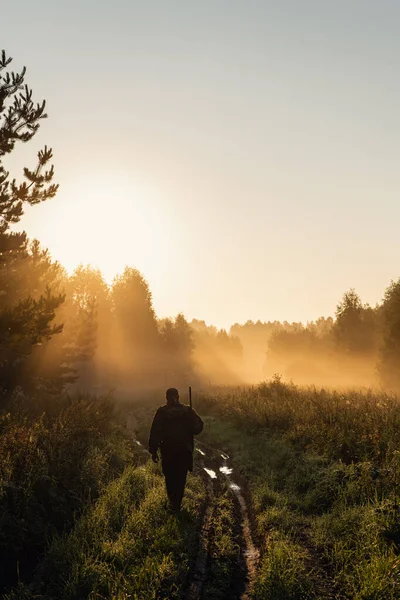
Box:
[196,379,400,599]
[10,463,205,600]
[199,377,400,464]
[4,381,400,599]
[202,491,240,600]
[131,400,247,599]
[0,395,132,593]
[1,395,207,600]
[253,533,314,600]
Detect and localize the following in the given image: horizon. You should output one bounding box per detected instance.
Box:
[49,258,385,332]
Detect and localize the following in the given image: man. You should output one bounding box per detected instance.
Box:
[149,387,204,512]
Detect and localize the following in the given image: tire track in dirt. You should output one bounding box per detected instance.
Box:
[195,440,260,600]
[126,412,213,600]
[229,480,259,600]
[126,412,259,599]
[127,411,340,599]
[185,475,214,600]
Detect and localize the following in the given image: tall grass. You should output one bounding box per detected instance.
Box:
[7,463,205,600]
[197,379,400,599]
[199,377,400,465]
[0,396,133,593]
[1,394,207,599]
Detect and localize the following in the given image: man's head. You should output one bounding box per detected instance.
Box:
[166,387,179,405]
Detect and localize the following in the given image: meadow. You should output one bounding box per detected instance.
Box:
[2,380,400,599]
[196,378,400,599]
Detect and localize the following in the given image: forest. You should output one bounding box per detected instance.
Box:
[2,49,400,600]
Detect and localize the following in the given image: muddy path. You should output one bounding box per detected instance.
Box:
[126,411,343,600]
[126,412,259,599]
[190,440,260,600]
[185,474,214,600]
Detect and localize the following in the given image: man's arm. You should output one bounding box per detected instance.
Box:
[148,408,164,457]
[190,408,204,435]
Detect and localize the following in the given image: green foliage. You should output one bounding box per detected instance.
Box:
[253,534,314,600]
[199,380,400,464]
[0,50,63,401]
[0,395,131,592]
[202,493,239,600]
[198,382,400,599]
[7,463,205,600]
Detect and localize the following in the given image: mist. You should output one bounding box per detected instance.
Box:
[8,247,397,404]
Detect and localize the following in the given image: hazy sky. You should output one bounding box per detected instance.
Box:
[2,1,400,329]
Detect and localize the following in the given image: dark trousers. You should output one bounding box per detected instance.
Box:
[162,452,190,512]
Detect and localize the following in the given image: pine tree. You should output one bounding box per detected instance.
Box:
[0,50,62,402]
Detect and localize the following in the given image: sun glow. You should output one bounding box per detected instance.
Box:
[22,173,177,284]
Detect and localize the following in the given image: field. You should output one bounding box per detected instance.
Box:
[2,380,400,599]
[196,379,400,599]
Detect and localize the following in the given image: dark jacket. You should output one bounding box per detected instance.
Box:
[148,402,203,469]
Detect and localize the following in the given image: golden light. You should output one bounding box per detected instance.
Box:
[33,173,177,284]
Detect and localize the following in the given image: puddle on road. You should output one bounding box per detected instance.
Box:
[219,466,233,475]
[203,468,218,479]
[191,441,260,600]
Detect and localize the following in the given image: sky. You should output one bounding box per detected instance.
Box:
[2,0,400,329]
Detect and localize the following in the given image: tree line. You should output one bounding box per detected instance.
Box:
[0,50,245,410]
[2,48,400,408]
[231,286,400,388]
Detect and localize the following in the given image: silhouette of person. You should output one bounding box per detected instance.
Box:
[149,387,204,512]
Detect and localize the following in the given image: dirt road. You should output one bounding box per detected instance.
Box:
[188,440,259,600]
[127,412,259,599]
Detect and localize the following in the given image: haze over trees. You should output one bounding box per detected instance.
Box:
[2,46,400,400]
[1,47,400,398]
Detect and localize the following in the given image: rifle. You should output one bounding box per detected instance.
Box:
[189,386,192,409]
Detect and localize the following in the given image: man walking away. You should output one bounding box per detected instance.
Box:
[148,388,204,512]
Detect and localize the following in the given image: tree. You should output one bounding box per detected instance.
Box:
[0,50,62,401]
[112,267,159,347]
[378,279,400,389]
[65,266,112,390]
[333,289,378,354]
[160,313,196,384]
[111,267,160,382]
